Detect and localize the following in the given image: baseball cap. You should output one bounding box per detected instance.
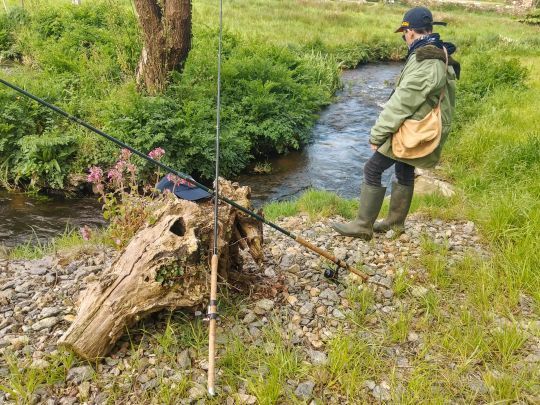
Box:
[156,174,211,201]
[395,6,447,33]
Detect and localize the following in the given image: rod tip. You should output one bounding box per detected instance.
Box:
[208,387,215,396]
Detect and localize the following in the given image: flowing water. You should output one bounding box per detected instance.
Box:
[237,62,403,206]
[0,62,402,246]
[0,190,104,247]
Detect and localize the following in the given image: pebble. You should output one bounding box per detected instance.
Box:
[299,302,314,316]
[308,350,328,365]
[295,380,315,398]
[67,366,94,384]
[31,316,59,331]
[10,335,29,349]
[0,213,508,404]
[242,311,257,324]
[31,359,50,369]
[236,393,257,404]
[410,285,428,298]
[255,299,274,312]
[287,295,298,305]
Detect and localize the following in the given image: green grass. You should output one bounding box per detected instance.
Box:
[2,1,540,403]
[0,349,76,403]
[2,225,104,260]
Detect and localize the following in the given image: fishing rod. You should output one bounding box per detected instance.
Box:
[0,78,368,282]
[207,0,224,396]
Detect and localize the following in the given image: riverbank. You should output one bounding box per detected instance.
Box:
[2,0,539,191]
[3,211,538,403]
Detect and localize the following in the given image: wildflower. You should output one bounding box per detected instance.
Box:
[115,239,122,246]
[166,173,194,187]
[120,148,132,161]
[167,173,180,184]
[115,159,127,172]
[80,225,92,241]
[108,168,123,183]
[126,162,137,176]
[148,147,165,160]
[87,166,103,184]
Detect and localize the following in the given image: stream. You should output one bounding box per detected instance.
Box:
[0,62,402,247]
[237,62,402,206]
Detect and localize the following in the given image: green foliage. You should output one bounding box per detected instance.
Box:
[0,2,338,189]
[520,8,540,25]
[14,130,78,189]
[454,54,528,128]
[0,7,28,61]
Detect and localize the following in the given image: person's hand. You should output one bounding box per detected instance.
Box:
[370,143,378,151]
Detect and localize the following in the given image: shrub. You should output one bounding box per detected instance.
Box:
[1,3,338,189]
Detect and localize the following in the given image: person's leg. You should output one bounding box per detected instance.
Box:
[363,151,397,186]
[394,161,415,186]
[331,152,390,240]
[374,161,415,234]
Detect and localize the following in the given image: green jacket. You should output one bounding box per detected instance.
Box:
[370,45,457,168]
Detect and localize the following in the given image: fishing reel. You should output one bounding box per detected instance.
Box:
[323,264,342,285]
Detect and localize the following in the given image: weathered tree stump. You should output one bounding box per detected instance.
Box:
[58,180,263,360]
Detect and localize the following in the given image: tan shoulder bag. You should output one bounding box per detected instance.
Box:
[392,47,448,159]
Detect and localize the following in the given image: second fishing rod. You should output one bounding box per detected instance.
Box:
[0,77,368,282]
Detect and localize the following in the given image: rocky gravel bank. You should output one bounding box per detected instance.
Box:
[1,214,538,404]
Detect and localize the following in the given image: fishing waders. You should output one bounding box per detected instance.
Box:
[373,181,414,235]
[331,183,386,240]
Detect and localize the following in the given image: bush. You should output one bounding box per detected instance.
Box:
[0,3,338,189]
[519,9,540,26]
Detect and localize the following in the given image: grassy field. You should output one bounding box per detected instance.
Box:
[1,0,540,403]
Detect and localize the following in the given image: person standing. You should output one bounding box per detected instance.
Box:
[332,6,460,240]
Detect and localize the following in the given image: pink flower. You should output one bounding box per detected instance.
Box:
[126,162,137,175]
[80,225,92,241]
[108,168,123,183]
[167,173,180,184]
[87,166,103,184]
[115,239,121,246]
[166,173,194,187]
[148,147,165,160]
[115,160,127,172]
[120,148,132,161]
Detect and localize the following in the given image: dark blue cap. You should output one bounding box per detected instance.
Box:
[156,174,211,201]
[395,6,447,33]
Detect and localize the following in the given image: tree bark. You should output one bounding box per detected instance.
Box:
[134,0,192,94]
[58,180,263,360]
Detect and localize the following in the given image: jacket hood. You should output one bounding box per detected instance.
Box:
[416,45,461,79]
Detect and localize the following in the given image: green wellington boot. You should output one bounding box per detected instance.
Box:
[373,182,414,235]
[331,183,386,240]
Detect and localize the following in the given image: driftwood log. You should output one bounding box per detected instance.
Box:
[58,180,263,360]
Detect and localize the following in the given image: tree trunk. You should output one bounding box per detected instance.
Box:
[134,0,192,94]
[58,180,263,360]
